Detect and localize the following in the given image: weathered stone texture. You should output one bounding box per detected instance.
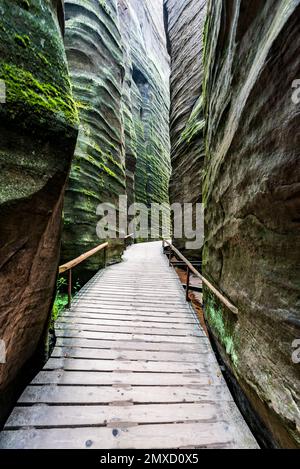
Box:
[62,0,126,277]
[203,0,300,448]
[164,0,206,256]
[62,0,171,272]
[0,0,78,422]
[119,0,171,215]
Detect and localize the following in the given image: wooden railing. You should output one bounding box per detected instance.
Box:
[59,234,134,308]
[162,239,238,315]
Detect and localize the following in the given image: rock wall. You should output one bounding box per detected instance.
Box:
[62,0,171,275]
[203,0,300,448]
[62,0,126,278]
[0,0,78,423]
[119,0,171,239]
[164,0,206,257]
[122,0,170,210]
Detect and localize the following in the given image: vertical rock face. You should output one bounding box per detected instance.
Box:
[164,0,206,257]
[203,0,300,448]
[120,0,171,211]
[0,0,78,422]
[62,0,171,276]
[62,0,126,277]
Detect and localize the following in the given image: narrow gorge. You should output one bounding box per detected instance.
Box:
[0,0,299,451]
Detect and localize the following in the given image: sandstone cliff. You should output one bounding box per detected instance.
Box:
[62,0,171,276]
[0,0,78,423]
[62,0,126,278]
[203,0,300,448]
[164,0,206,257]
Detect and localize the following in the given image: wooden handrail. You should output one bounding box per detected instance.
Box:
[58,234,134,308]
[59,242,109,274]
[163,239,238,315]
[59,234,134,274]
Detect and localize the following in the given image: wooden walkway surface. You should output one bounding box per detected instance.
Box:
[0,242,258,449]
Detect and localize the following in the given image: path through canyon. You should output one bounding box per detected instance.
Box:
[0,243,258,449]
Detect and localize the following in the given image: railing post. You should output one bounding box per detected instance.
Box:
[186,266,191,302]
[104,246,107,267]
[169,247,172,267]
[68,268,72,309]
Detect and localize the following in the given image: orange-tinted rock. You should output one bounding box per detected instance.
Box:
[0,0,78,423]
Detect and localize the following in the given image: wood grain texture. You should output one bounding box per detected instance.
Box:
[0,242,258,449]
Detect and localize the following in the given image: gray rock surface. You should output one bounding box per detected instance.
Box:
[203,0,300,448]
[164,0,206,257]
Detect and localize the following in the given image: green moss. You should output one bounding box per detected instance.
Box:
[100,162,125,188]
[14,33,30,48]
[205,289,239,367]
[106,151,125,174]
[37,52,50,67]
[0,62,79,126]
[180,97,205,144]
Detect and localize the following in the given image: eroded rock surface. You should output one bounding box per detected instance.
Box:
[62,0,171,276]
[62,0,126,277]
[203,0,300,448]
[164,0,206,257]
[0,0,78,423]
[121,0,171,211]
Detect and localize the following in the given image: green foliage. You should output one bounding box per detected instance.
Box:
[52,276,82,321]
[52,277,68,321]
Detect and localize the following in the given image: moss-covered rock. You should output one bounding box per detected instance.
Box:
[62,0,126,278]
[62,0,171,276]
[0,0,78,425]
[119,0,171,240]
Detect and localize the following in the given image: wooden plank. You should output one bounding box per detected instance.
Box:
[44,358,216,374]
[58,316,197,328]
[72,300,189,310]
[55,329,204,343]
[55,322,202,337]
[85,287,181,293]
[52,346,211,362]
[6,403,220,428]
[56,337,206,352]
[80,292,184,298]
[75,297,187,307]
[68,308,195,320]
[0,241,258,450]
[17,384,234,405]
[0,422,242,449]
[32,371,218,386]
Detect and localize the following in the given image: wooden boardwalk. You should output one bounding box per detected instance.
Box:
[0,242,258,449]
